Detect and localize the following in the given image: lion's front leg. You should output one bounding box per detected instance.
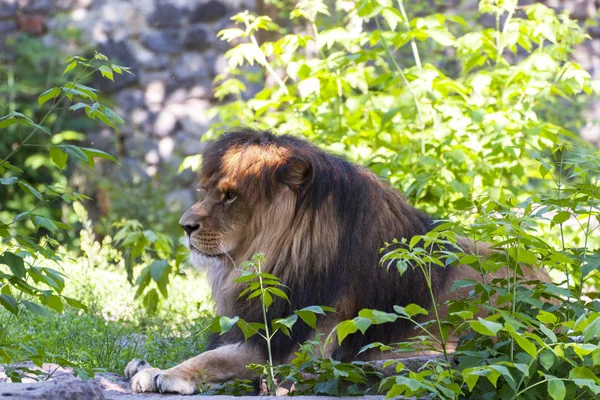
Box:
[126,344,263,394]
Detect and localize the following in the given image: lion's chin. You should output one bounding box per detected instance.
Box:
[189,249,225,270]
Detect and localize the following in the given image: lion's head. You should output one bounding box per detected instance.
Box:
[179,129,320,269]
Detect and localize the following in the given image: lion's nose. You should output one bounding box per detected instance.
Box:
[181,223,200,236]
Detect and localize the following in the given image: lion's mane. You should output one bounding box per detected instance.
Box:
[200,129,452,361]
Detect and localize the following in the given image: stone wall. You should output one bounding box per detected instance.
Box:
[1,0,599,210]
[1,0,255,209]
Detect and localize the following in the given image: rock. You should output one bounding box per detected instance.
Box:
[114,89,145,111]
[141,29,183,54]
[21,0,55,14]
[124,135,159,160]
[190,0,228,23]
[179,116,209,138]
[0,0,17,18]
[147,2,186,28]
[172,52,213,81]
[136,49,170,70]
[0,20,18,34]
[97,2,142,38]
[153,108,179,137]
[95,39,139,92]
[184,24,213,51]
[565,0,596,20]
[175,131,206,156]
[0,380,104,399]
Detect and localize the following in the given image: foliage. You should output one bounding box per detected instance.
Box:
[0,52,131,378]
[206,253,335,394]
[199,0,600,398]
[0,200,213,377]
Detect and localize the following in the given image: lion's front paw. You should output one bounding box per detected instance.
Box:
[124,358,154,379]
[156,372,200,395]
[127,361,163,393]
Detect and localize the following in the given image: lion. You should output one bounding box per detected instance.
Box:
[125,128,551,394]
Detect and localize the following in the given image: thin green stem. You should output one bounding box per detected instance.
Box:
[245,21,289,97]
[556,150,570,300]
[257,260,277,395]
[514,378,568,398]
[374,18,426,155]
[580,158,597,300]
[397,0,421,68]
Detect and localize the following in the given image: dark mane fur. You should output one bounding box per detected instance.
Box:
[203,128,452,362]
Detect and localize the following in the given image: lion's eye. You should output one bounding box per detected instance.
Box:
[223,190,237,203]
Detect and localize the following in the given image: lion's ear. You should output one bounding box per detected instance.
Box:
[276,156,312,192]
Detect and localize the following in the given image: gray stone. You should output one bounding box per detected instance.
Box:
[179,115,209,139]
[141,29,183,54]
[138,52,170,70]
[114,89,145,111]
[22,0,55,14]
[0,0,17,18]
[172,52,213,81]
[190,0,228,23]
[124,135,159,160]
[175,131,206,156]
[0,20,17,33]
[0,380,104,399]
[153,108,179,137]
[184,24,213,51]
[147,2,186,28]
[565,0,596,20]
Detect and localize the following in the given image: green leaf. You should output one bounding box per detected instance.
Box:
[38,87,61,106]
[143,288,159,312]
[149,260,169,282]
[59,145,89,164]
[548,378,565,400]
[0,251,26,278]
[99,65,114,81]
[219,316,239,334]
[273,314,298,331]
[18,181,43,201]
[62,60,77,75]
[507,246,537,264]
[405,303,428,317]
[296,309,317,329]
[298,77,320,99]
[0,294,18,315]
[469,318,502,336]
[0,111,50,135]
[22,300,51,316]
[540,351,556,370]
[353,316,372,334]
[267,287,289,302]
[33,216,58,233]
[552,211,571,225]
[102,106,125,126]
[583,316,600,342]
[569,367,600,394]
[337,320,359,344]
[64,296,87,311]
[42,294,64,313]
[50,147,69,170]
[81,147,118,166]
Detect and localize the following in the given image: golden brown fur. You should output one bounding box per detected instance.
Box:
[126,129,551,394]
